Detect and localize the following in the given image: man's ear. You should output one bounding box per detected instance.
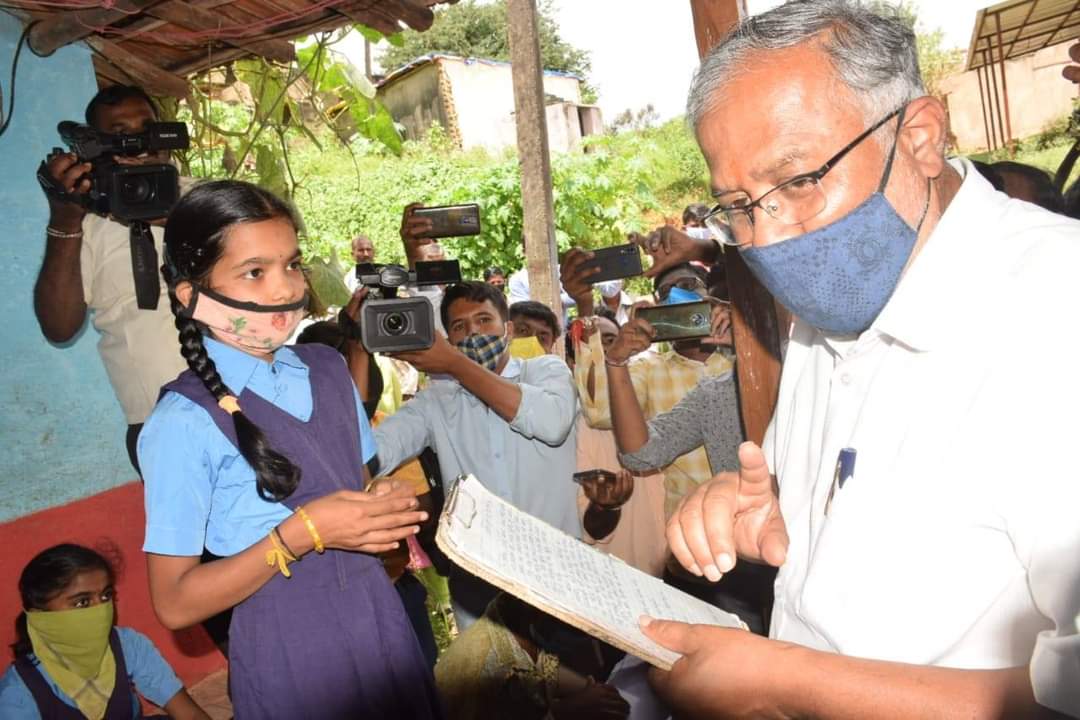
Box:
[504,319,516,339]
[175,280,194,308]
[901,96,949,180]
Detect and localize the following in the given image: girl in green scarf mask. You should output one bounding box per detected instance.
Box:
[0,544,209,720]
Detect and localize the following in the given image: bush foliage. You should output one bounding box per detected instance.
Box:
[289,118,710,283]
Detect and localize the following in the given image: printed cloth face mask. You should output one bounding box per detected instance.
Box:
[182,284,308,352]
[456,332,509,371]
[740,110,929,336]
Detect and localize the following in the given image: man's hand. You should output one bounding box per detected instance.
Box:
[41,151,91,227]
[389,331,463,376]
[641,617,798,719]
[343,287,368,325]
[560,248,601,309]
[629,225,718,279]
[668,442,788,582]
[605,316,654,365]
[702,300,733,348]
[399,202,436,265]
[580,468,634,509]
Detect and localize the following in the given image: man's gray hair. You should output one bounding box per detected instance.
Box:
[687,0,925,131]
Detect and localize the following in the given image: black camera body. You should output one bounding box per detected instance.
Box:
[48,120,190,222]
[357,260,461,353]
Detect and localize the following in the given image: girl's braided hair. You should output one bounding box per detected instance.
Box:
[162,180,302,501]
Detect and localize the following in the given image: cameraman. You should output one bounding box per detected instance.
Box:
[32,85,188,472]
[364,281,579,630]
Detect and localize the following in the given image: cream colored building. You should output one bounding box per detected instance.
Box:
[376,53,603,153]
[942,40,1078,152]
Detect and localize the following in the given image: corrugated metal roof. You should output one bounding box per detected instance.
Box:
[966,0,1080,71]
[376,52,584,89]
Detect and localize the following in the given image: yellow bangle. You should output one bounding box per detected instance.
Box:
[296,506,325,554]
[266,530,295,578]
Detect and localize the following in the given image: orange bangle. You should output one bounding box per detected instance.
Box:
[295,506,324,554]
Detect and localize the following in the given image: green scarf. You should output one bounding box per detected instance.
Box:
[26,601,116,720]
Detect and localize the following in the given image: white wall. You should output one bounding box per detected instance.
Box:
[440,57,583,152]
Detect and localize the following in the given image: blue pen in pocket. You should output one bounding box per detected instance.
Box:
[825,447,857,516]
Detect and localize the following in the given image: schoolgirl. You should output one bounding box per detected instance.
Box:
[138,180,442,719]
[0,543,207,719]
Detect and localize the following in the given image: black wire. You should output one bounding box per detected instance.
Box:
[0,20,39,139]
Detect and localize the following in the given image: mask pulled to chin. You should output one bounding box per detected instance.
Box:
[182,284,308,352]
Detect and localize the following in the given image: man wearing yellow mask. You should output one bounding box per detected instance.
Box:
[0,544,207,719]
[509,300,560,356]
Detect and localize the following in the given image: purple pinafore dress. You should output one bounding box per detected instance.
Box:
[162,343,442,720]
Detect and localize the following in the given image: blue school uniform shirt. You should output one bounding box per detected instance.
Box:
[139,337,377,557]
[0,627,182,719]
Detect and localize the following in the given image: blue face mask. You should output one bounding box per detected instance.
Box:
[662,286,704,305]
[740,129,928,336]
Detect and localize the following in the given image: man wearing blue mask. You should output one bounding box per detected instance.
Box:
[367,281,579,630]
[640,1,1080,718]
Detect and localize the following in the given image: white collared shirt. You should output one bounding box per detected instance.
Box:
[766,158,1080,716]
[80,211,188,425]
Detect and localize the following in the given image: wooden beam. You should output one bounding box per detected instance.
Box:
[86,37,191,98]
[689,0,782,448]
[391,0,435,31]
[334,2,402,37]
[91,0,234,43]
[29,0,164,56]
[506,0,562,350]
[690,0,744,59]
[168,46,251,76]
[92,53,136,87]
[144,0,296,64]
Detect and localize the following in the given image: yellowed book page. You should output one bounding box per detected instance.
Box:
[436,475,744,670]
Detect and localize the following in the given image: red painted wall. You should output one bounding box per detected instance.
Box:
[0,482,225,687]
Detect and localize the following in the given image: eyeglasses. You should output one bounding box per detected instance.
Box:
[704,106,905,247]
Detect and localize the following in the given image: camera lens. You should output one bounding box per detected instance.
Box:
[382,312,409,336]
[119,175,154,204]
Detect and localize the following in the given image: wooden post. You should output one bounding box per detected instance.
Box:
[506,0,562,339]
[992,11,1014,155]
[976,64,994,153]
[689,0,783,447]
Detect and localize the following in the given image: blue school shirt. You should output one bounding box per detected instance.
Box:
[139,337,377,557]
[0,627,182,719]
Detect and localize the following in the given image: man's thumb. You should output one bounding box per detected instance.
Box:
[639,616,697,655]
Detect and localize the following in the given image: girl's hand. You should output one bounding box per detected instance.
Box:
[304,484,427,554]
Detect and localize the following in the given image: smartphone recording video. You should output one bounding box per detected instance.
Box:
[636,300,713,342]
[412,204,482,239]
[580,243,643,284]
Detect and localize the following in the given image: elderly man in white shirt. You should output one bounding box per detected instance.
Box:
[639,1,1080,718]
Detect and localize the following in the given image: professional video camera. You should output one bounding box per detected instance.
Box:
[356,260,461,353]
[38,120,189,222]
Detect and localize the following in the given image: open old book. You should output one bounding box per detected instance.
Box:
[436,474,745,670]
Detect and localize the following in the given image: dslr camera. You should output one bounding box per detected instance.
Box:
[357,260,461,353]
[39,120,190,222]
